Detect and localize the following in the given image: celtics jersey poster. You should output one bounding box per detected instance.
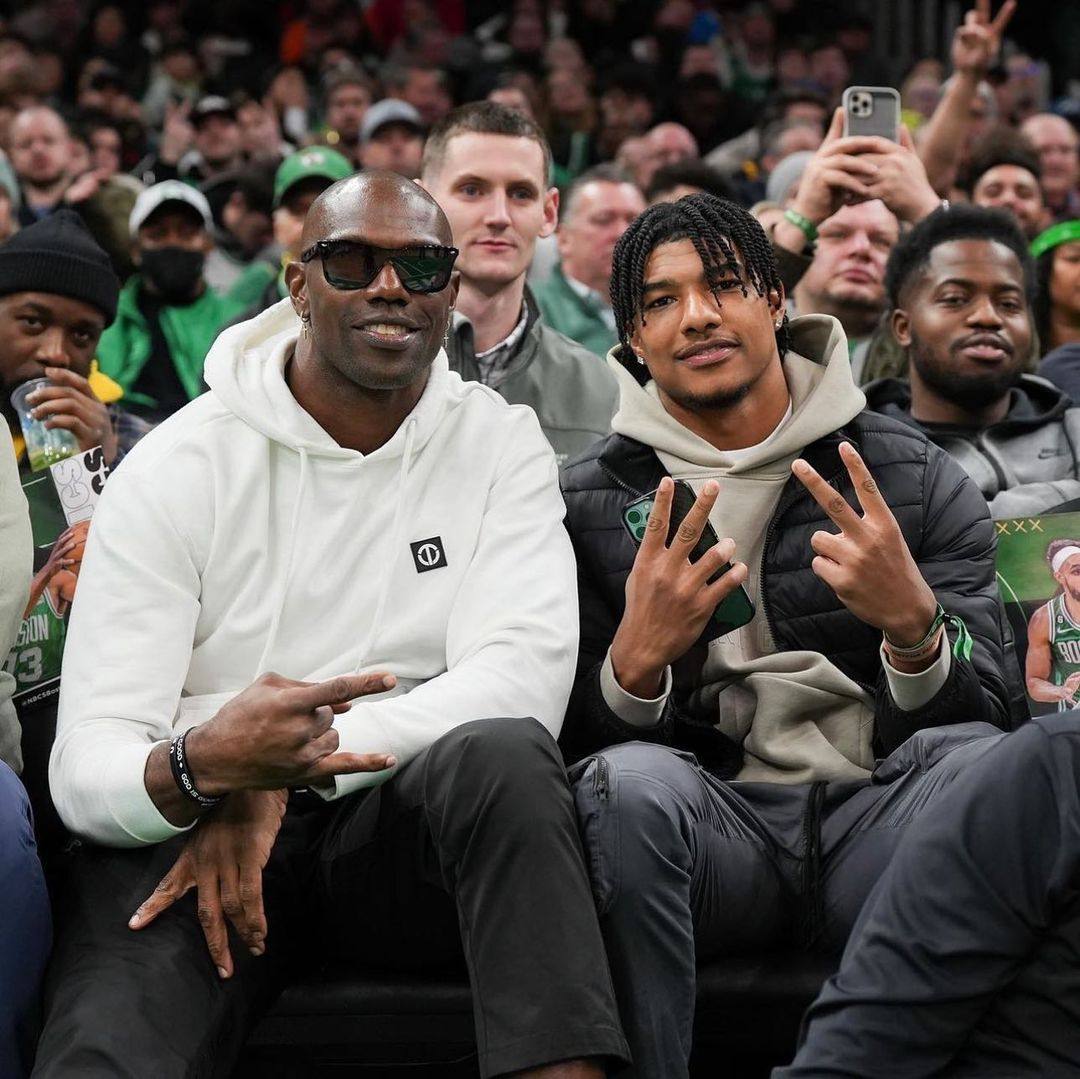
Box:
[995,511,1080,717]
[3,447,107,711]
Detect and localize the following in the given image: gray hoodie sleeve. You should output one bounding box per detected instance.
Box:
[0,436,32,772]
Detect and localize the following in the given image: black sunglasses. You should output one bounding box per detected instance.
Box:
[300,240,459,294]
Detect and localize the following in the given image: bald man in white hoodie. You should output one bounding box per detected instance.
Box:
[35,172,628,1078]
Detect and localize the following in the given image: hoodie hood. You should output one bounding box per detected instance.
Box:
[864,373,1072,436]
[609,314,865,475]
[203,297,452,461]
[201,297,456,680]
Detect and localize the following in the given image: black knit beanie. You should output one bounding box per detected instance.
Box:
[0,210,119,323]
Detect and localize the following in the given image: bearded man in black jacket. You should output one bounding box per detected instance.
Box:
[560,194,1032,1079]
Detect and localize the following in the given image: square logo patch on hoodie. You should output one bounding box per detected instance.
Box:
[410,537,447,573]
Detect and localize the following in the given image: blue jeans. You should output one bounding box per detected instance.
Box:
[0,761,51,1078]
[570,723,1004,1079]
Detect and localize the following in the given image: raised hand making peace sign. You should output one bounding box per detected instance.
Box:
[610,477,749,699]
[791,442,939,662]
[952,0,1017,78]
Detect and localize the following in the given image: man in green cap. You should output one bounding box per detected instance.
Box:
[236,146,354,319]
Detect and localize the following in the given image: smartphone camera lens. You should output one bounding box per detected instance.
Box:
[852,91,873,118]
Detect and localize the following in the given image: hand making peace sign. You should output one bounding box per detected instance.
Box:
[952,0,1017,78]
[791,442,939,651]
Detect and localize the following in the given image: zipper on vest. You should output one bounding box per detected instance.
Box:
[598,458,645,498]
[760,505,783,650]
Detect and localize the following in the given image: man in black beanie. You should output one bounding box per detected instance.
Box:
[0,209,149,475]
[1,209,151,868]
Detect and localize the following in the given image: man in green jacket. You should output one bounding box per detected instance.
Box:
[534,164,645,358]
[96,181,271,424]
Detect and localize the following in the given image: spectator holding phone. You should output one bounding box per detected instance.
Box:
[560,194,1025,1079]
[772,107,943,382]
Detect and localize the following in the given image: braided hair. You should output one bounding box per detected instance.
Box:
[610,194,790,365]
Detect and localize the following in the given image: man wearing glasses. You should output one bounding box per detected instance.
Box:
[36,171,628,1079]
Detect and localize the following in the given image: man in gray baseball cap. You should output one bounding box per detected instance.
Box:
[95,180,257,423]
[359,99,426,179]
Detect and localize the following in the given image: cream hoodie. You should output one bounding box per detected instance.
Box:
[603,315,949,784]
[50,300,578,846]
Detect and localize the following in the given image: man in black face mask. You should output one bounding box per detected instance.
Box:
[96,180,261,424]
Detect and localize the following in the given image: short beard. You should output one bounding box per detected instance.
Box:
[908,330,1020,412]
[664,379,754,413]
[24,170,66,192]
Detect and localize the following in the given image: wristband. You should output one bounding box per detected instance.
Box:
[782,208,819,246]
[883,603,974,662]
[884,624,944,664]
[169,730,225,808]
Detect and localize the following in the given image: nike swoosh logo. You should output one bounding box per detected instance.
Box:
[1038,447,1067,459]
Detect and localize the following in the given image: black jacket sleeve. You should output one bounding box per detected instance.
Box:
[872,444,1026,755]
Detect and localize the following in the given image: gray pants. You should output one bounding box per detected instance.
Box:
[570,723,1004,1079]
[777,713,1080,1078]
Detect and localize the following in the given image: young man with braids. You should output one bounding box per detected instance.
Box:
[559,193,1032,1078]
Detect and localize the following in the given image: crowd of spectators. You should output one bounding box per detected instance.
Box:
[2,0,1080,1076]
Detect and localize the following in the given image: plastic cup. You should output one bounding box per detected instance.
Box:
[10,378,80,472]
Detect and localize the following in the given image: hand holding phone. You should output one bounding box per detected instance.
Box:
[610,477,752,699]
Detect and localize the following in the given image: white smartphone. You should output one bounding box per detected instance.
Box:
[842,86,901,141]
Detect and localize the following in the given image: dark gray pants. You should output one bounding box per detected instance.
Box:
[33,718,629,1078]
[776,713,1080,1078]
[570,723,1004,1079]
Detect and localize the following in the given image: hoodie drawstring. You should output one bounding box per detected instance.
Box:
[352,416,418,673]
[256,445,309,675]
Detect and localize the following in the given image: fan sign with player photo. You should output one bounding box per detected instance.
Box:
[3,448,108,710]
[995,510,1080,717]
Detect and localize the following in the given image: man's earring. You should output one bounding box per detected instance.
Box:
[301,312,311,339]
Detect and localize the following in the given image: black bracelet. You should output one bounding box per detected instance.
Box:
[169,729,225,808]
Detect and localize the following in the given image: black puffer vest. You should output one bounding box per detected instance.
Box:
[560,412,1029,770]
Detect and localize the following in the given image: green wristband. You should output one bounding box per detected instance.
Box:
[884,603,973,662]
[783,208,819,245]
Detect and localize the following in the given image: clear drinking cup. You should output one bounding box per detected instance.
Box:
[10,378,80,472]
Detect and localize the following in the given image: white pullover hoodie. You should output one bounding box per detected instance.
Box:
[50,300,579,847]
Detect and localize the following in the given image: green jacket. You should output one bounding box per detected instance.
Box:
[534,263,618,359]
[446,290,618,466]
[96,268,273,410]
